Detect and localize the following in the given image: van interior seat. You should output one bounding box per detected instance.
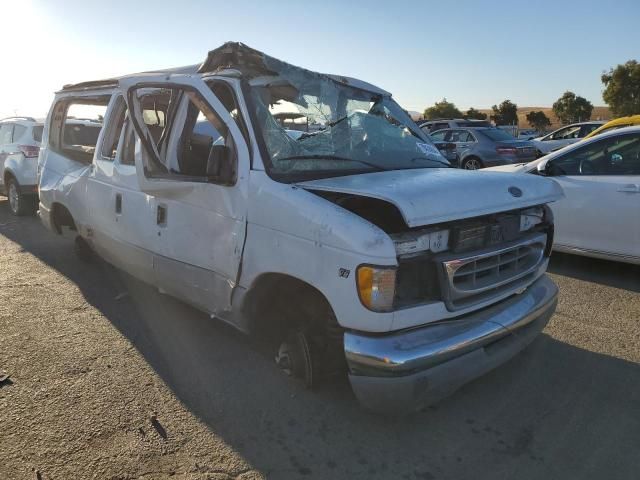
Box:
[180,133,213,176]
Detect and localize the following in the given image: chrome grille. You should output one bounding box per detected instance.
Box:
[439,233,547,310]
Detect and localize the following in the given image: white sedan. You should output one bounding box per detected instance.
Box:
[485,126,640,264]
[531,121,604,154]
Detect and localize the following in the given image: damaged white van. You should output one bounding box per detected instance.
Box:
[38,42,562,412]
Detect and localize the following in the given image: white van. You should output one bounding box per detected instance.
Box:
[38,42,562,413]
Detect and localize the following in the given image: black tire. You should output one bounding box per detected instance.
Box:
[7,177,37,216]
[74,236,94,263]
[461,156,484,170]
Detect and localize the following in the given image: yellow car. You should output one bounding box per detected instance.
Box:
[585,114,640,138]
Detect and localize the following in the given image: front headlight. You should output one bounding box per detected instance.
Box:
[357,265,396,312]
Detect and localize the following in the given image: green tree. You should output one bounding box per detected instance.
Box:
[491,100,518,125]
[601,60,640,117]
[525,111,551,132]
[465,108,487,120]
[552,91,593,124]
[423,98,462,120]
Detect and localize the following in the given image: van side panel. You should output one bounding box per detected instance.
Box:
[39,89,115,235]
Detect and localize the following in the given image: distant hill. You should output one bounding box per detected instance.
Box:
[478,106,612,129]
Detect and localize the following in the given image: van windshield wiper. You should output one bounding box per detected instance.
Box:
[276,154,388,171]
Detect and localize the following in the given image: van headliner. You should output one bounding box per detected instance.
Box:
[60,42,390,97]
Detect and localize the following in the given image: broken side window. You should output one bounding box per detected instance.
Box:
[50,96,110,163]
[129,87,236,184]
[207,80,250,148]
[120,93,179,168]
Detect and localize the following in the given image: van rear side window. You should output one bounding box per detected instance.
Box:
[49,96,110,163]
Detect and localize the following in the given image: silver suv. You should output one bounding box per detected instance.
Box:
[0,116,43,215]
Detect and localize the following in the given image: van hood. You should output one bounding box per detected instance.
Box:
[297,168,563,227]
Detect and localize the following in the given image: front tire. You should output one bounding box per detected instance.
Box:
[7,177,36,216]
[461,157,483,170]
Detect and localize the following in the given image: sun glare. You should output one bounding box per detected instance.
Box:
[0,0,53,118]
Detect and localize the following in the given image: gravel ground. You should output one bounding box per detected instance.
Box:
[0,199,639,480]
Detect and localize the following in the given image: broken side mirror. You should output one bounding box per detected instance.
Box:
[206,144,236,185]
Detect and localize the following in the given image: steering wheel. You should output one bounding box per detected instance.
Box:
[579,158,595,175]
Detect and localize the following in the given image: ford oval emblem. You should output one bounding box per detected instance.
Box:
[509,186,523,198]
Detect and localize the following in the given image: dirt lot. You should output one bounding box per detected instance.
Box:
[1,199,639,480]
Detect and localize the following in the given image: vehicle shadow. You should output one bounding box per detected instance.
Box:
[1,201,639,480]
[548,251,640,293]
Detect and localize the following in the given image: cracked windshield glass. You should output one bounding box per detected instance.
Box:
[249,70,449,180]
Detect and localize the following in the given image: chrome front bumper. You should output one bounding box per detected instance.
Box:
[344,274,558,413]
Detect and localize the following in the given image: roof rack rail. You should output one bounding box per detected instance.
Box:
[61,79,119,92]
[0,116,36,122]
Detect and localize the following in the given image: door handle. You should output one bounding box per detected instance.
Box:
[156,204,167,226]
[617,184,640,193]
[115,193,122,214]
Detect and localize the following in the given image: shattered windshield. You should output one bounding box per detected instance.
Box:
[247,67,449,180]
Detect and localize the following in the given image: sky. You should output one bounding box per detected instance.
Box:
[2,0,639,119]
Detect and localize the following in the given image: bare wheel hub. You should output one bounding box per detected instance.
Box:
[275,330,314,388]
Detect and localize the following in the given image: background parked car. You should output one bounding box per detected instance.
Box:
[518,128,539,140]
[584,114,640,139]
[484,126,640,264]
[0,116,43,215]
[419,118,491,133]
[432,141,458,164]
[531,121,604,154]
[429,127,537,169]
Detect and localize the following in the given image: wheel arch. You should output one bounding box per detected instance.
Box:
[241,272,333,336]
[3,168,17,186]
[240,271,346,384]
[50,202,77,234]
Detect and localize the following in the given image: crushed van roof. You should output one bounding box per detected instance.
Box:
[59,64,199,93]
[60,42,390,96]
